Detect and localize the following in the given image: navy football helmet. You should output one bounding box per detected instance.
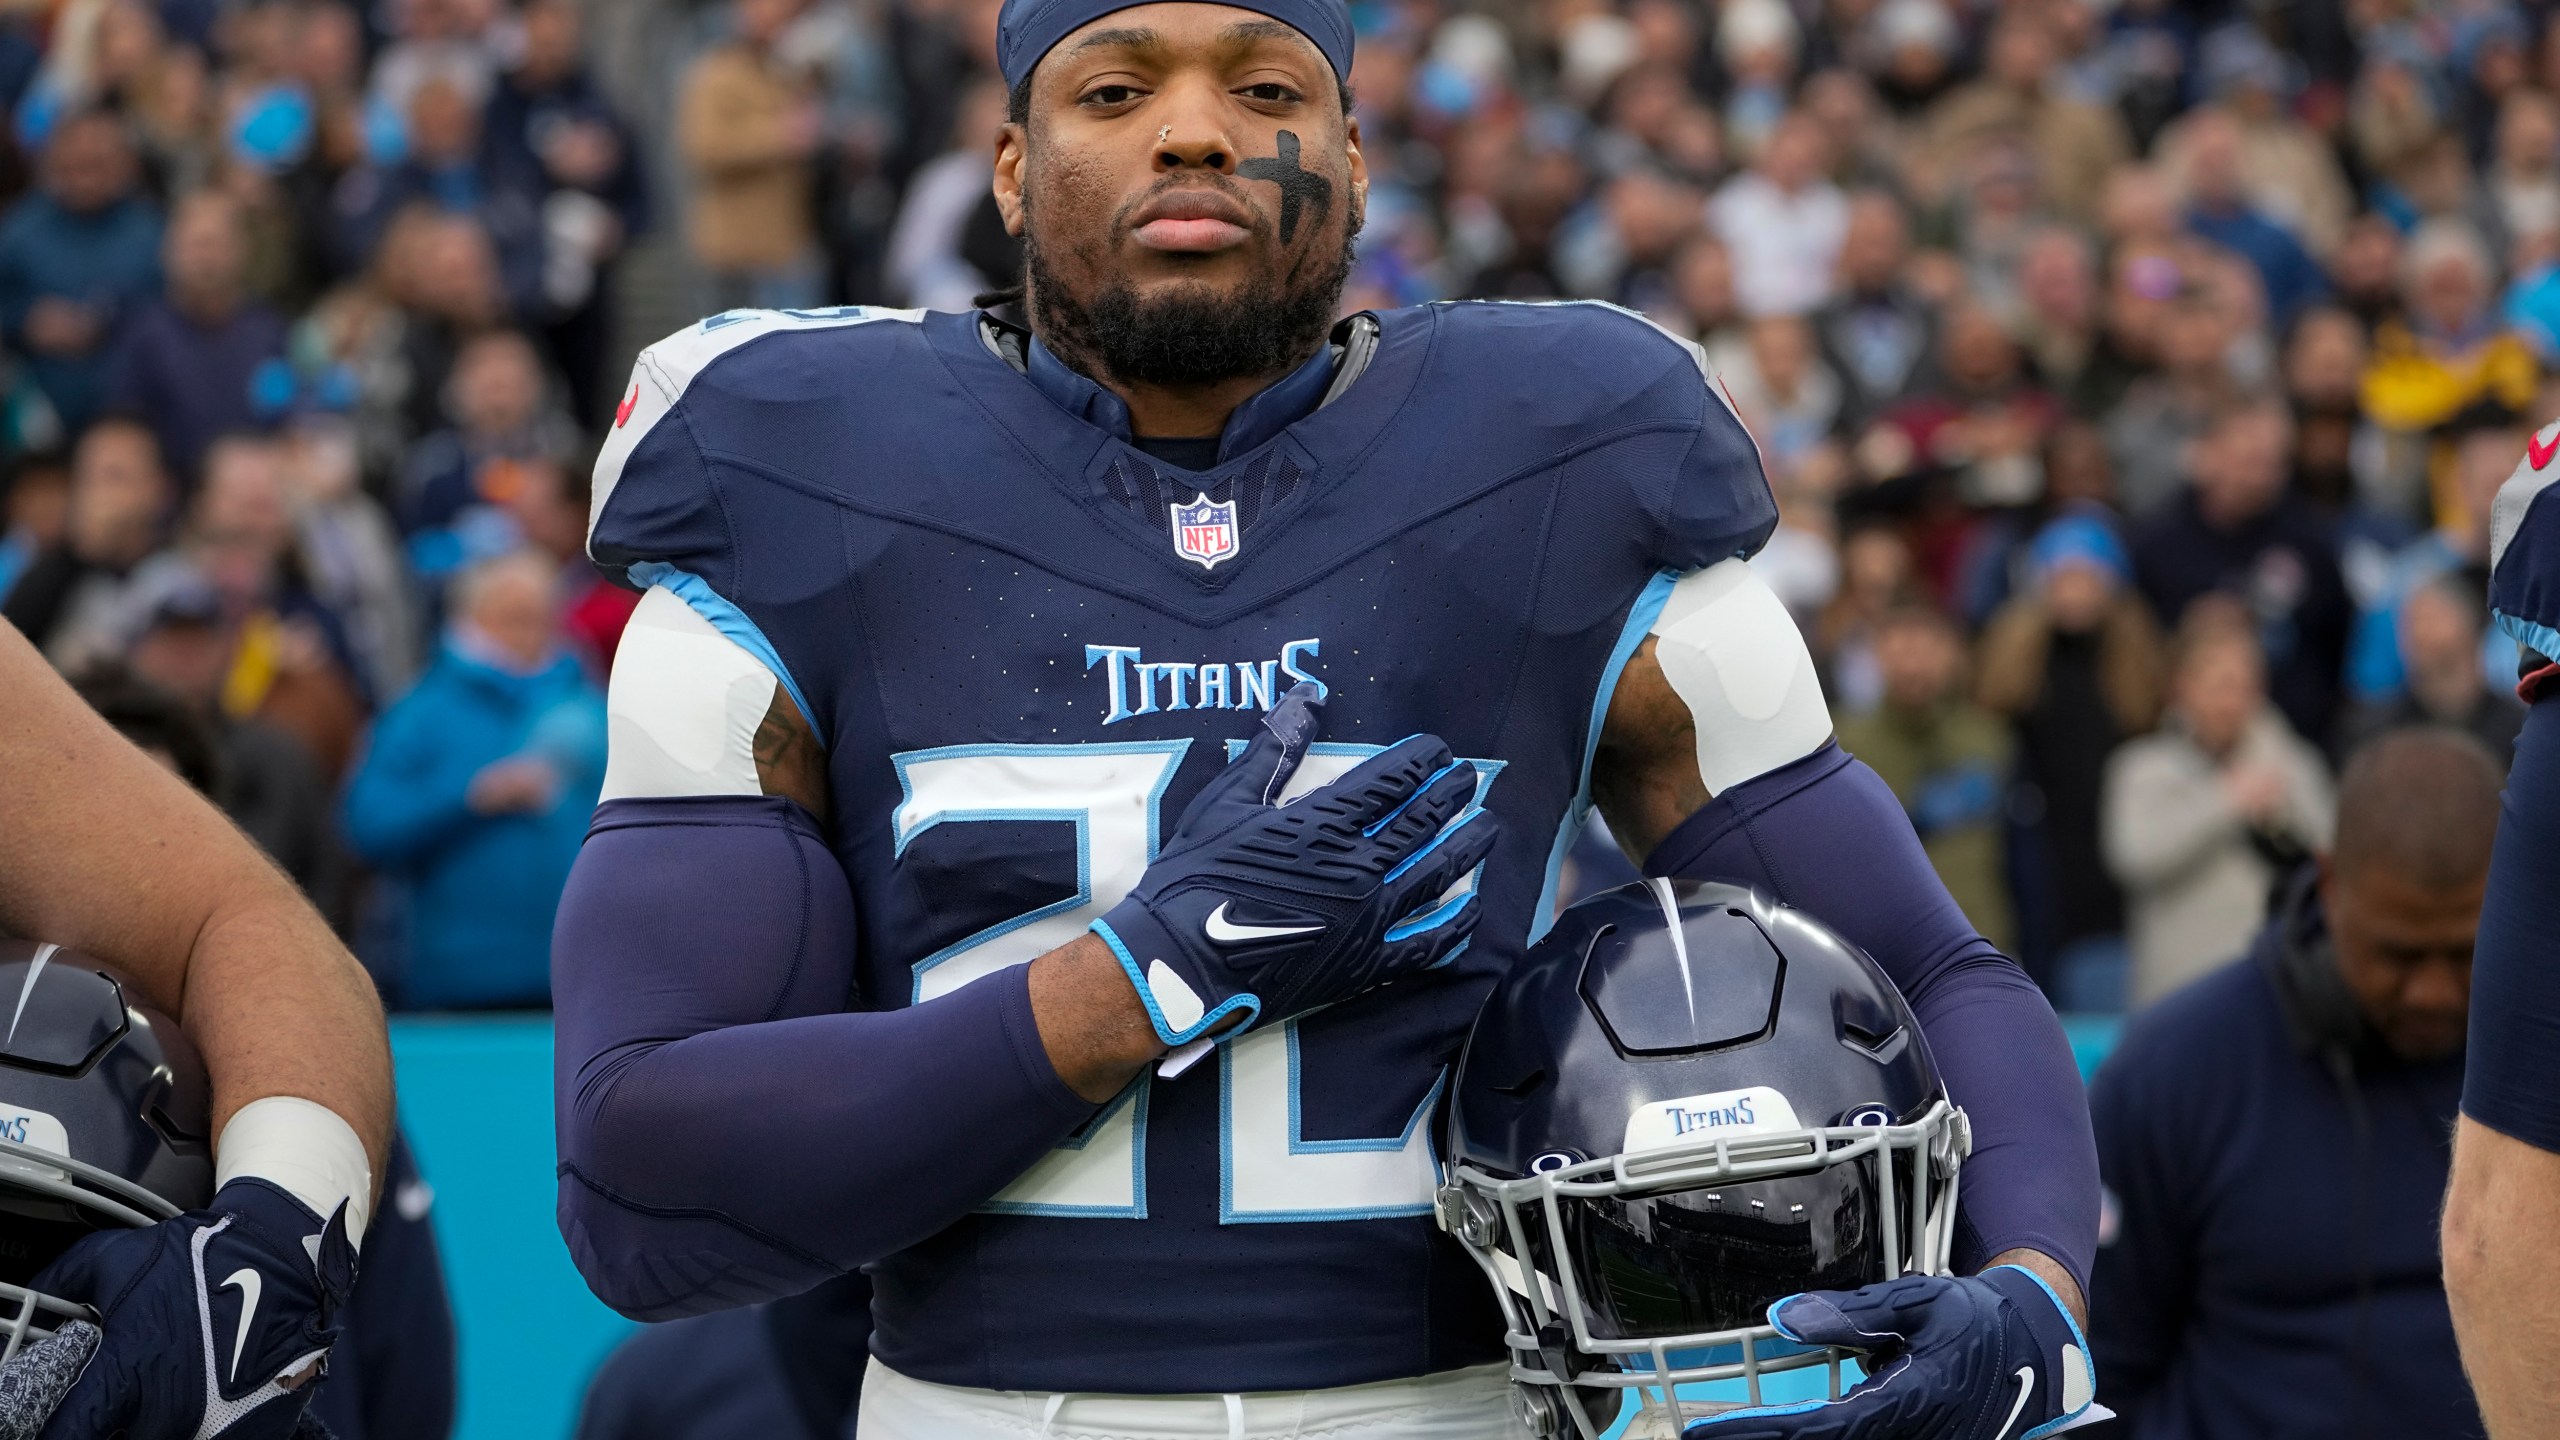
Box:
[0,940,214,1361]
[1438,880,1969,1438]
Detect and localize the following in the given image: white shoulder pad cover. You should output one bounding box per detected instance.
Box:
[600,586,783,801]
[1648,559,1833,794]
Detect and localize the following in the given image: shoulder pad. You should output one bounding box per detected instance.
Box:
[590,306,927,536]
[1424,298,1748,430]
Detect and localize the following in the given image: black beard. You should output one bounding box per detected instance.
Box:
[1024,200,1358,390]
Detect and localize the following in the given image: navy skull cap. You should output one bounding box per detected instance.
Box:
[997,0,1353,90]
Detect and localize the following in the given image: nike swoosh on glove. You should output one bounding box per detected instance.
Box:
[29,1178,357,1440]
[1093,683,1499,1045]
[1684,1266,2096,1440]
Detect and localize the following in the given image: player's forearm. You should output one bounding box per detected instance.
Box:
[0,625,391,1191]
[1988,1248,2086,1328]
[2445,1117,2560,1438]
[1028,933,1167,1101]
[553,797,1099,1318]
[1644,744,2103,1292]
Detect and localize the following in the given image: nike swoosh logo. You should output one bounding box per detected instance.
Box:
[1995,1366,2034,1440]
[221,1266,262,1383]
[1203,903,1321,945]
[2531,431,2560,470]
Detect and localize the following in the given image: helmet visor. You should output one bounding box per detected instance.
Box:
[1550,1152,1897,1340]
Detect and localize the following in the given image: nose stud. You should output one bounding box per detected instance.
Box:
[1159,125,1173,143]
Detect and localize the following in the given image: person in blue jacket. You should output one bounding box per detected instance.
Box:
[2088,726,2502,1440]
[343,547,603,1009]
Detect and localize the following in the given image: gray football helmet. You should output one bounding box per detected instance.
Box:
[1437,881,1970,1438]
[0,940,213,1361]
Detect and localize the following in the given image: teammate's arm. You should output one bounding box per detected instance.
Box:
[0,620,389,1195]
[2444,692,2560,1437]
[1591,560,2098,1321]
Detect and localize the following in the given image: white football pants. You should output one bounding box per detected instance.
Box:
[856,1357,1536,1440]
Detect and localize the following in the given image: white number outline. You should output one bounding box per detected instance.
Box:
[892,740,1189,1219]
[888,738,1499,1223]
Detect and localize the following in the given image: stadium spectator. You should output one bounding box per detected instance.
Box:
[678,0,827,314]
[1977,513,2165,994]
[884,73,1014,313]
[280,409,420,705]
[342,548,603,1010]
[2130,398,2354,743]
[2105,281,2242,519]
[0,449,66,606]
[0,108,162,431]
[1813,190,1935,430]
[399,325,570,538]
[113,570,346,921]
[2347,419,2528,707]
[2340,576,2526,763]
[1709,108,1846,319]
[1921,8,2129,223]
[2090,728,2501,1440]
[331,72,545,316]
[1834,604,2016,953]
[2153,30,2351,262]
[484,0,649,421]
[2014,226,2106,419]
[2176,107,2328,325]
[104,188,288,480]
[2106,601,2335,1007]
[1816,522,1919,716]
[2360,220,2539,455]
[3,416,167,665]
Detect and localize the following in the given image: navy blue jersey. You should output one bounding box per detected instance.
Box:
[585,300,1774,1390]
[2475,426,2560,1153]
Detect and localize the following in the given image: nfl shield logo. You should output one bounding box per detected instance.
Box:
[1170,493,1240,571]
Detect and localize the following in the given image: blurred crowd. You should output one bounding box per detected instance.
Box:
[0,0,2543,1016]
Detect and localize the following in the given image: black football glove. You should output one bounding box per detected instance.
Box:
[1093,683,1497,1046]
[1684,1267,2097,1440]
[25,1178,356,1440]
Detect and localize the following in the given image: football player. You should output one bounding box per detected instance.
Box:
[0,622,389,1438]
[550,0,2099,1433]
[2444,423,2560,1439]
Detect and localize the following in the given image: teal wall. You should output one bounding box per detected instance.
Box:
[390,1012,2124,1440]
[390,1016,630,1440]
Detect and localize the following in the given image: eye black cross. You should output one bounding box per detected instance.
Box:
[1237,129,1332,246]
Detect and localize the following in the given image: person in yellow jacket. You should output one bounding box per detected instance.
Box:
[2362,218,2541,527]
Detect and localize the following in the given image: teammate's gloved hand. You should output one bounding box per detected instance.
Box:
[1685,1267,2096,1440]
[28,1178,357,1440]
[1093,683,1498,1046]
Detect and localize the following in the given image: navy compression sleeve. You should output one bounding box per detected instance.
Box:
[1644,742,2101,1292]
[2464,697,2560,1151]
[552,795,1095,1320]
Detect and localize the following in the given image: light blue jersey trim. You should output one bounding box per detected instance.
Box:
[1530,569,1680,943]
[627,561,817,724]
[1995,1263,2097,1439]
[2494,608,2560,667]
[1090,917,1259,1046]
